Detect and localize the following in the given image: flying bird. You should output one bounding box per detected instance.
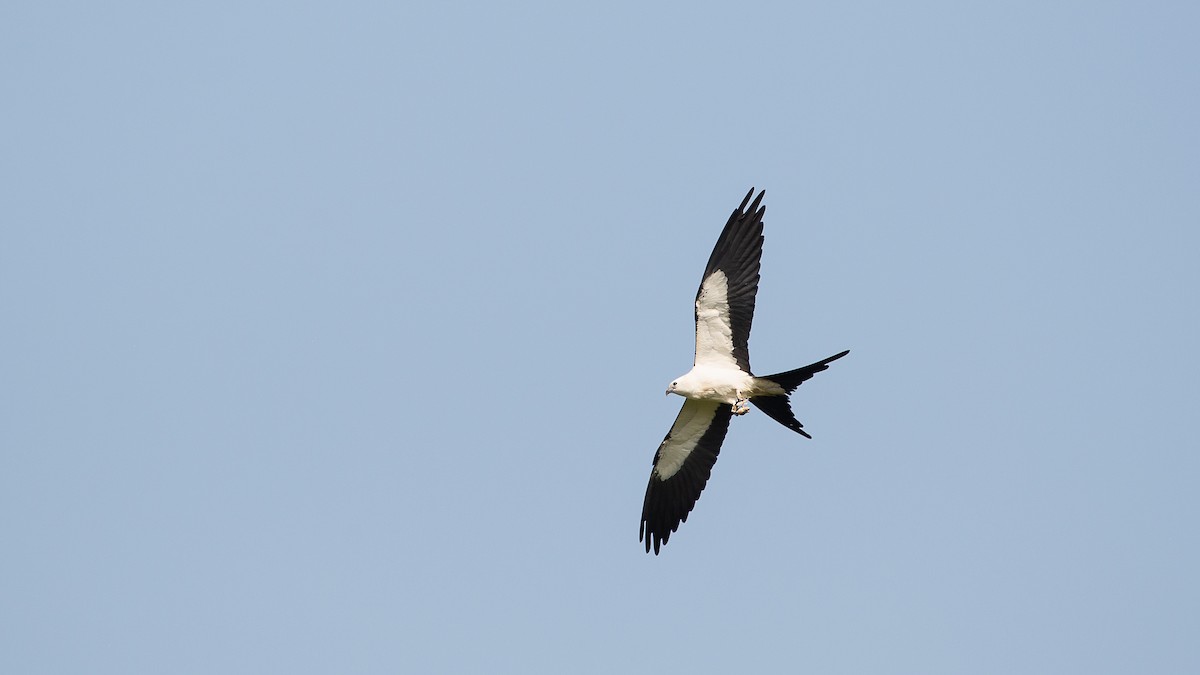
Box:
[639,188,849,554]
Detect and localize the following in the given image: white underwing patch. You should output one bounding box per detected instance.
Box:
[694,271,737,369]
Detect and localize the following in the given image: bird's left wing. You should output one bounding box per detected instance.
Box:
[693,189,765,372]
[640,399,734,554]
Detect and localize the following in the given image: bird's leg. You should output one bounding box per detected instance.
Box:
[732,395,750,416]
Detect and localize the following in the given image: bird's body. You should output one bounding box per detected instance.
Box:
[668,365,784,405]
[639,188,849,554]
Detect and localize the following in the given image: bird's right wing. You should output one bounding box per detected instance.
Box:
[693,189,765,372]
[640,399,734,554]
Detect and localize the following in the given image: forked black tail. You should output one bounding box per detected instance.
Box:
[750,350,849,438]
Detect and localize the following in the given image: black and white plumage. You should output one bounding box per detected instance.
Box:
[639,188,849,555]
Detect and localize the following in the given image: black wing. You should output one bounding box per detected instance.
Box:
[639,399,734,554]
[693,188,765,372]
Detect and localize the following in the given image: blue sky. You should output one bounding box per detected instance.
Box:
[3,2,1198,673]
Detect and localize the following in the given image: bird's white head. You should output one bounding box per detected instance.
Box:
[665,371,695,397]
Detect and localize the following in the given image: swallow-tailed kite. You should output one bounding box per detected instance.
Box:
[639,188,849,554]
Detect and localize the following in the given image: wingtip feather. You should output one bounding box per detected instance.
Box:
[747,188,765,216]
[738,187,755,211]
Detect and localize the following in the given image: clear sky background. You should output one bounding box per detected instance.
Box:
[3,2,1198,673]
